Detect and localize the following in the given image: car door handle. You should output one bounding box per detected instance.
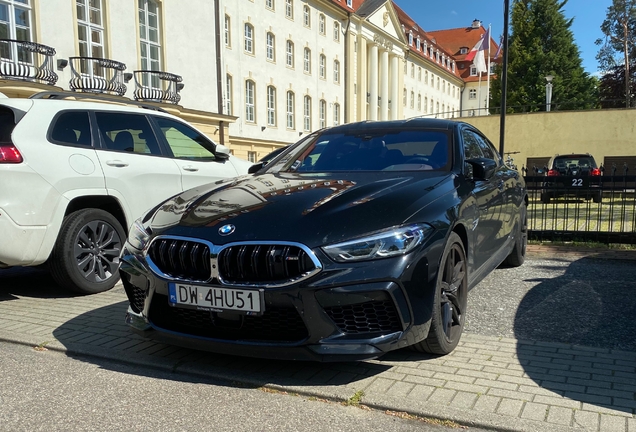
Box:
[182,165,199,172]
[105,160,129,168]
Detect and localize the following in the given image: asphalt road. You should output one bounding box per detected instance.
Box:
[0,341,486,432]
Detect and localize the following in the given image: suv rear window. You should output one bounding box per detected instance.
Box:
[552,155,597,170]
[50,111,92,146]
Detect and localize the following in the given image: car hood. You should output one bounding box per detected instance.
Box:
[147,172,453,248]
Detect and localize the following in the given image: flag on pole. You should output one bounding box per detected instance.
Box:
[494,35,503,60]
[465,27,490,74]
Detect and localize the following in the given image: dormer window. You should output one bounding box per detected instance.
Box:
[423,42,427,54]
[347,0,352,7]
[460,47,468,54]
[452,62,455,72]
[408,32,413,45]
[430,47,434,57]
[416,38,420,50]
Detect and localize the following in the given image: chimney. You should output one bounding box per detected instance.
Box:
[471,19,481,29]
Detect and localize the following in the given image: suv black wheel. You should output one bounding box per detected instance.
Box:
[503,202,527,267]
[411,232,467,355]
[49,209,125,295]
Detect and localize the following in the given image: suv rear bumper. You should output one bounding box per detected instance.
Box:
[0,207,48,266]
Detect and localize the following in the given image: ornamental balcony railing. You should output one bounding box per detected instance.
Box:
[0,39,58,85]
[133,70,182,104]
[68,56,127,96]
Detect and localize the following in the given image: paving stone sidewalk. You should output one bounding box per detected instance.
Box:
[0,251,635,432]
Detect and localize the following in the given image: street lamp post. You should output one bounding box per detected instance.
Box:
[545,75,554,112]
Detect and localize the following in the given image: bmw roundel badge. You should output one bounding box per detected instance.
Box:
[219,224,236,236]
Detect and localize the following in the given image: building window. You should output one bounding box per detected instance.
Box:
[403,88,406,106]
[460,47,468,54]
[403,61,407,74]
[416,37,420,50]
[319,54,326,79]
[410,91,414,109]
[436,102,439,114]
[410,63,414,78]
[429,46,433,57]
[138,0,162,89]
[424,97,428,113]
[266,0,274,9]
[285,0,292,19]
[303,95,311,131]
[245,80,255,123]
[247,151,257,163]
[0,0,32,58]
[286,40,294,67]
[333,21,340,41]
[417,67,421,81]
[224,14,231,47]
[417,94,421,111]
[490,63,496,74]
[225,74,233,115]
[76,0,104,76]
[319,99,326,128]
[303,47,311,73]
[408,32,413,46]
[470,65,477,76]
[318,14,325,35]
[244,23,254,54]
[469,89,477,99]
[346,0,352,7]
[266,32,275,61]
[333,60,340,83]
[303,5,310,27]
[423,42,427,55]
[267,85,276,126]
[286,91,295,129]
[437,77,440,89]
[333,103,340,126]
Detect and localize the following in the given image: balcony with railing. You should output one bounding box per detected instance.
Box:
[68,56,127,96]
[133,70,182,104]
[0,39,58,86]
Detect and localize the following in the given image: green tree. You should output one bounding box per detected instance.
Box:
[595,0,636,107]
[490,0,597,113]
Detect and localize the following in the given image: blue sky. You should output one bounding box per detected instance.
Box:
[395,0,612,76]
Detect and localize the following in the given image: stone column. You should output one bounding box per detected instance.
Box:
[368,43,378,121]
[390,55,399,120]
[380,49,389,120]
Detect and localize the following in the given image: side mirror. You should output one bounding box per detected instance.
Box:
[215,144,231,160]
[248,162,264,174]
[466,158,497,180]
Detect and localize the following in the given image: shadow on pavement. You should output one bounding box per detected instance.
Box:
[514,256,636,414]
[0,267,73,301]
[51,300,391,390]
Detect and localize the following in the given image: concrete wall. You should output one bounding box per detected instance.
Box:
[462,109,636,171]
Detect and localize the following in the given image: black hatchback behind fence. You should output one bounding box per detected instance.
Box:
[523,175,636,244]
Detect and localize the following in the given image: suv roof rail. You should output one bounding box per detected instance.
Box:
[29,91,169,113]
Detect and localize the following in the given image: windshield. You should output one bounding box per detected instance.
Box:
[552,156,597,170]
[267,129,452,173]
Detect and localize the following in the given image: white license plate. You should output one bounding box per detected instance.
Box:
[168,283,263,313]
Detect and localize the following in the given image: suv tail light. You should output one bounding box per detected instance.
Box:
[547,169,559,176]
[591,168,601,176]
[0,144,23,163]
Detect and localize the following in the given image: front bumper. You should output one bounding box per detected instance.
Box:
[119,241,439,362]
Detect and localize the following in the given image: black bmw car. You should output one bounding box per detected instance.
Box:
[119,118,527,361]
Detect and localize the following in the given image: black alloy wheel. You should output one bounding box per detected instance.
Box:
[50,209,125,295]
[411,232,468,355]
[503,201,527,267]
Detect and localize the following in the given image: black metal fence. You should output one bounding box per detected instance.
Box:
[524,175,636,244]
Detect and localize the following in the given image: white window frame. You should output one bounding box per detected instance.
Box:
[319,99,326,128]
[303,47,311,73]
[470,66,477,76]
[267,85,276,126]
[266,32,275,61]
[245,80,255,123]
[469,89,477,100]
[285,0,292,19]
[265,0,273,10]
[286,40,294,67]
[303,5,310,27]
[333,103,340,126]
[319,54,325,79]
[244,23,253,54]
[224,14,231,47]
[333,21,340,41]
[286,91,295,129]
[303,95,311,131]
[76,0,104,76]
[333,60,340,83]
[225,74,233,115]
[318,14,325,35]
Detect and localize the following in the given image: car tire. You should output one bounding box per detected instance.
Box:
[49,209,125,295]
[503,202,527,267]
[593,192,602,203]
[411,232,468,355]
[540,192,550,204]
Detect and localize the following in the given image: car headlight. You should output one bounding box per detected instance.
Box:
[128,218,151,251]
[322,224,433,262]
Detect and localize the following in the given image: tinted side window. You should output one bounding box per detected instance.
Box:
[461,130,484,160]
[50,111,91,147]
[473,133,498,161]
[0,107,16,143]
[154,117,216,161]
[95,112,161,155]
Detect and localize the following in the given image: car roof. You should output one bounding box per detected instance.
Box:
[323,118,460,135]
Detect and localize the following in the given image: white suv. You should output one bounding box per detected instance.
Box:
[0,94,252,294]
